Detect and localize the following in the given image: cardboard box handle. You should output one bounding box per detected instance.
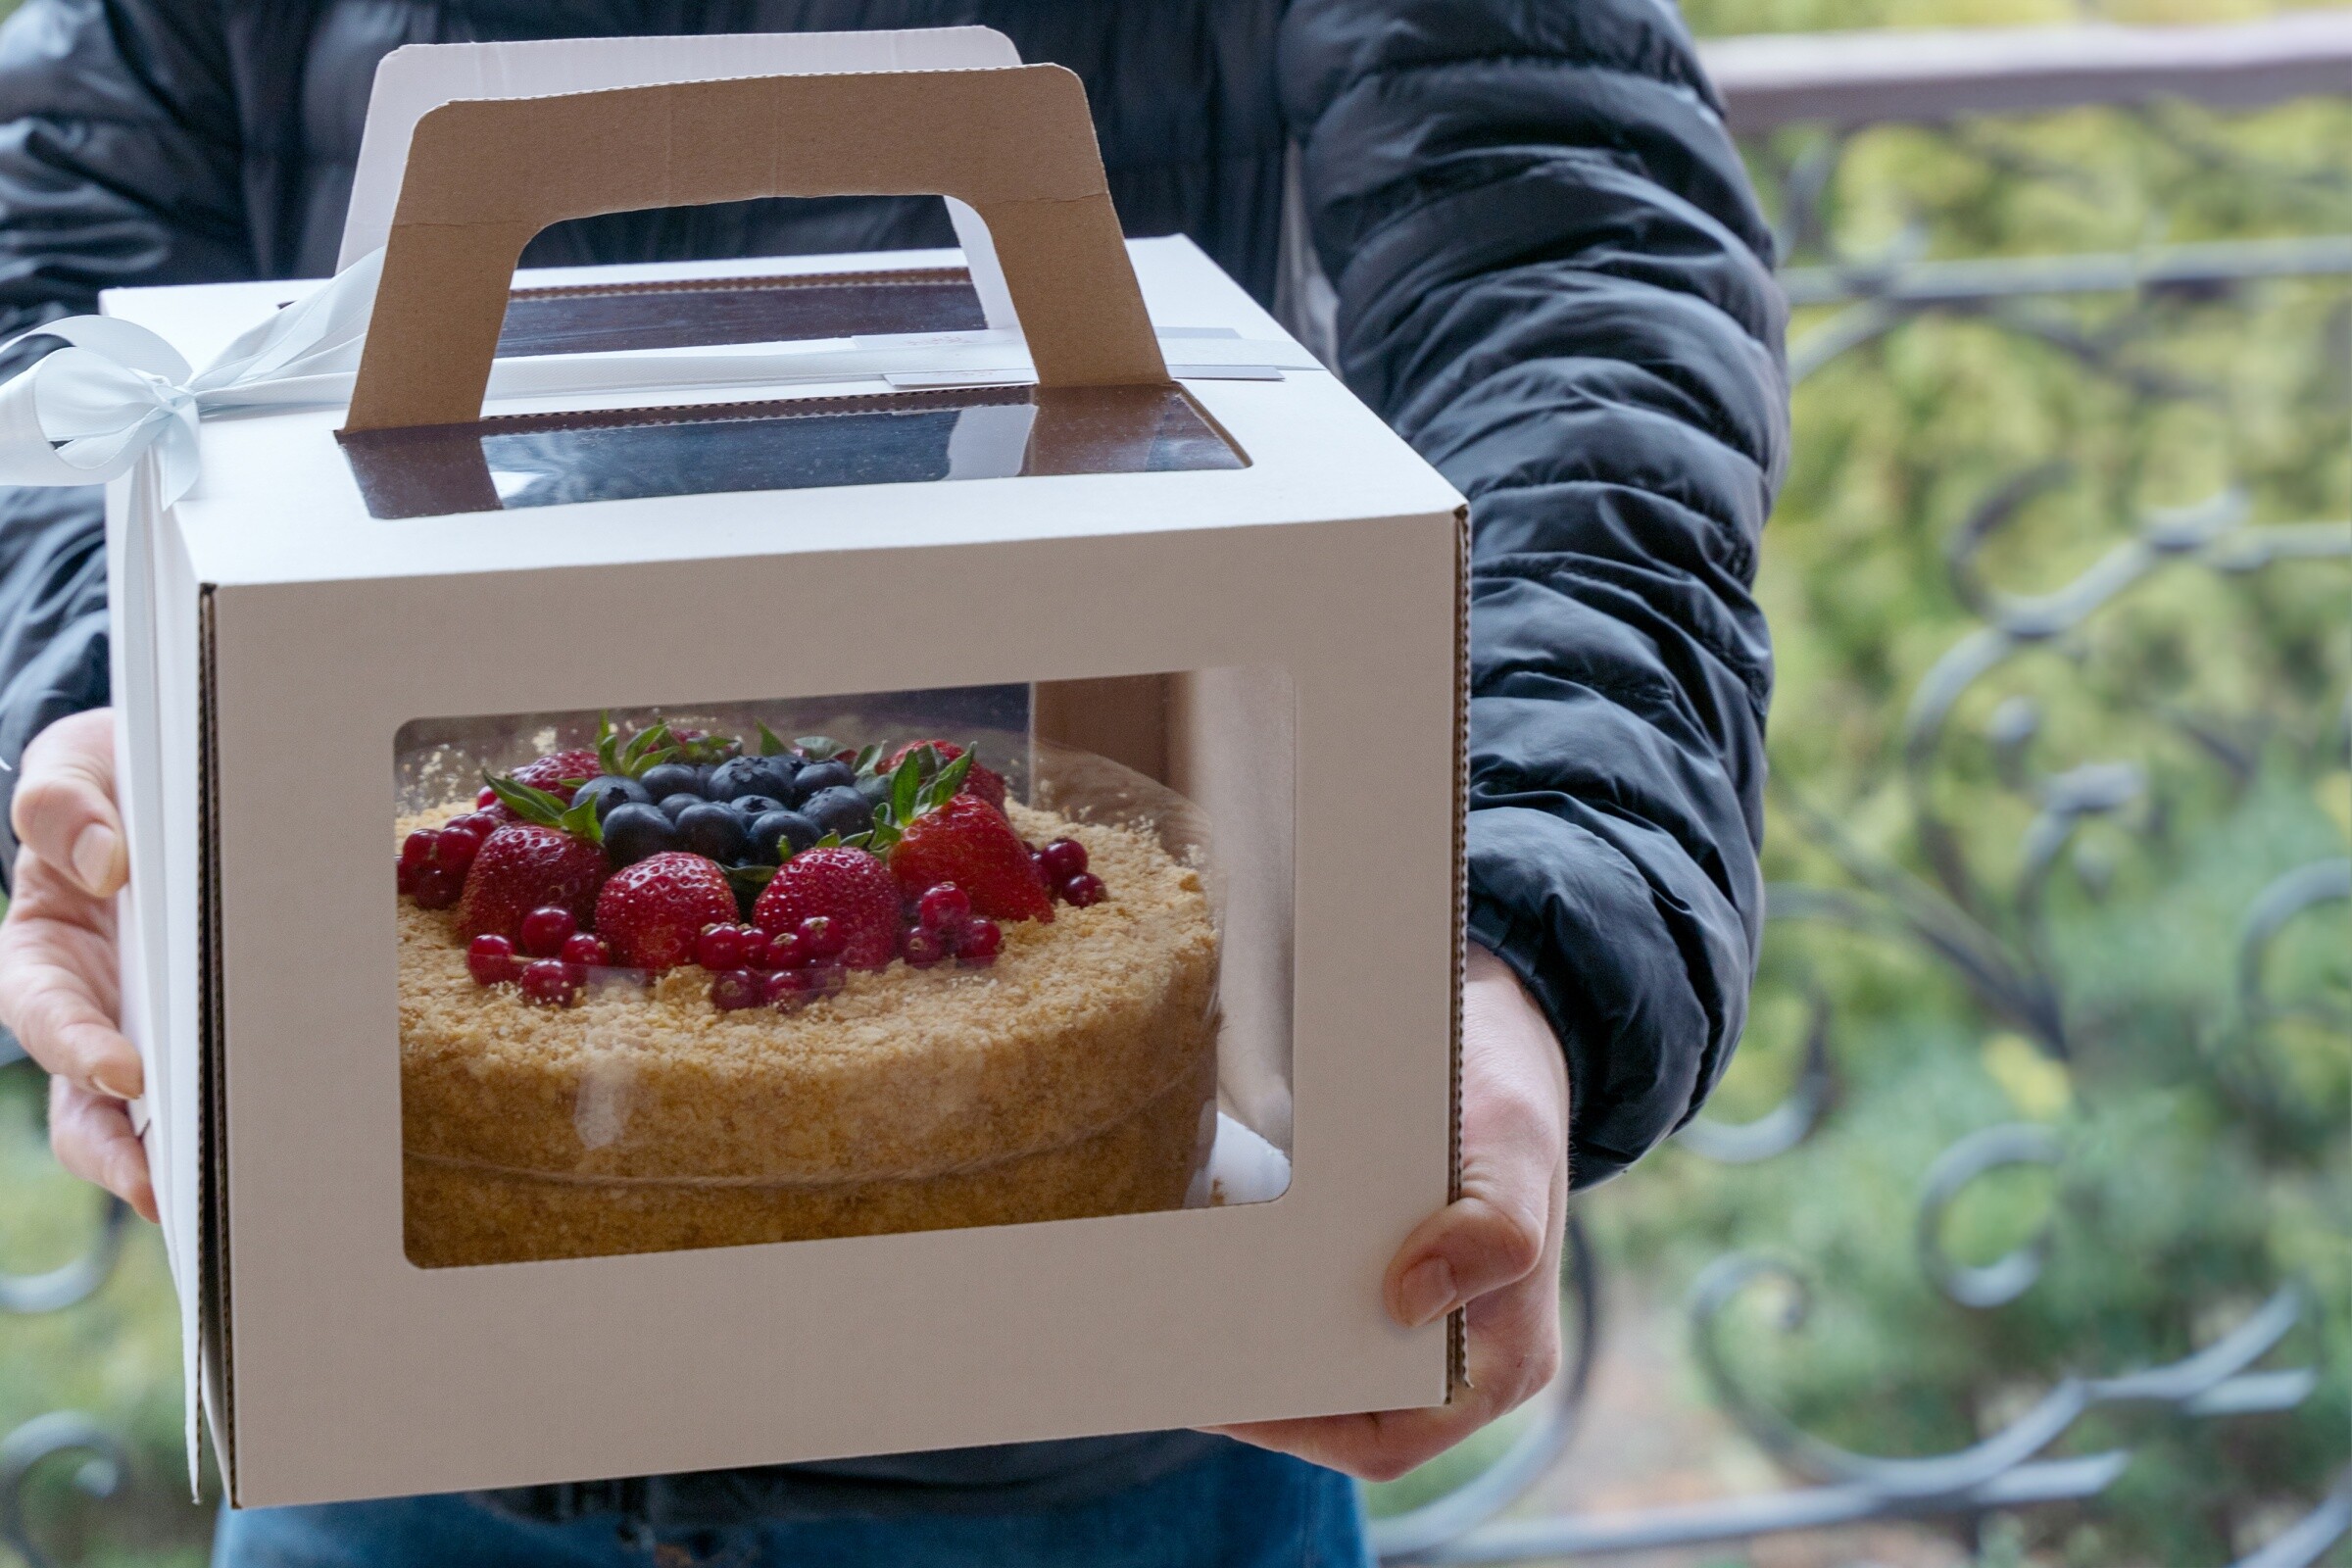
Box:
[342,66,1169,433]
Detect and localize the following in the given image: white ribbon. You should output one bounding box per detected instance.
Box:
[0,245,1321,507]
[0,249,386,505]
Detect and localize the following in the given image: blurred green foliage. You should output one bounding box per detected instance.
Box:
[1563,41,2351,1568]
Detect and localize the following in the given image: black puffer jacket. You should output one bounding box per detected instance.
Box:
[0,0,1783,1519]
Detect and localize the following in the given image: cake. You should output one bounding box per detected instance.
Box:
[394,725,1219,1268]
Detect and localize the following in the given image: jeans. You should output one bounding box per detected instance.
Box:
[213,1442,1373,1568]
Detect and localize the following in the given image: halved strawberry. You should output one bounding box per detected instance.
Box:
[887,792,1054,923]
[594,853,737,970]
[453,824,609,942]
[752,846,903,969]
[510,748,602,802]
[881,740,1006,811]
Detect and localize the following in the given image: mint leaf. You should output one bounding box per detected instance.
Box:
[725,863,777,893]
[486,772,602,845]
[595,710,621,776]
[885,753,920,825]
[915,752,974,814]
[757,720,790,758]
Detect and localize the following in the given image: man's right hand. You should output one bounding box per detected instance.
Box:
[0,708,155,1221]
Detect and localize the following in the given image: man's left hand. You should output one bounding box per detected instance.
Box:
[1208,943,1569,1481]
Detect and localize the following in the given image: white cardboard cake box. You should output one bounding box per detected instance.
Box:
[102,30,1467,1508]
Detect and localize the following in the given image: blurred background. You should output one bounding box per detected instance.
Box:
[0,0,2344,1564]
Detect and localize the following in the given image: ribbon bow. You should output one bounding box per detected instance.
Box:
[0,250,384,506]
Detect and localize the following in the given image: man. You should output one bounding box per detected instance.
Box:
[0,2,1784,1563]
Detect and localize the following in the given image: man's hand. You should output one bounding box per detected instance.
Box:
[1209,943,1569,1481]
[0,709,155,1221]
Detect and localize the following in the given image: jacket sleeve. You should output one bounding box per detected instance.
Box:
[0,0,246,886]
[1279,0,1787,1186]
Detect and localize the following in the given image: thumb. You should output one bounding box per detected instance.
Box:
[12,710,124,899]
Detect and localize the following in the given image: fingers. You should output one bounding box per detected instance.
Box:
[12,709,124,899]
[1213,1201,1568,1482]
[1385,949,1569,1329]
[0,856,140,1101]
[1209,944,1574,1482]
[49,1073,157,1223]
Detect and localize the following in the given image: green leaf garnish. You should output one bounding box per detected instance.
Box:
[914,751,974,814]
[592,712,680,779]
[486,771,604,845]
[796,735,843,760]
[756,720,791,758]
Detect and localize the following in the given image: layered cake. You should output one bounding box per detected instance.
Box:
[394,724,1218,1267]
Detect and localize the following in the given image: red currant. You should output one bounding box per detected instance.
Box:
[397,858,418,896]
[401,830,437,870]
[902,928,948,969]
[1039,838,1088,882]
[764,968,815,1007]
[916,883,971,933]
[448,811,505,839]
[694,923,748,970]
[957,918,1003,966]
[561,932,609,967]
[412,866,461,909]
[476,785,499,808]
[798,916,848,960]
[520,958,580,1006]
[1059,872,1106,908]
[710,969,761,1011]
[765,932,809,970]
[434,826,483,876]
[466,934,518,986]
[740,933,777,972]
[518,906,578,958]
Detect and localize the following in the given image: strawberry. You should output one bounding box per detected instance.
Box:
[453,825,609,942]
[752,847,903,970]
[510,748,602,802]
[886,792,1054,923]
[594,853,737,970]
[881,740,1006,811]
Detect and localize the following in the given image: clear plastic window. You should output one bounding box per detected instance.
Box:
[393,676,1292,1267]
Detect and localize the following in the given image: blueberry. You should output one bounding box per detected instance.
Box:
[747,809,820,865]
[708,755,799,803]
[659,792,707,822]
[675,802,752,863]
[572,774,652,821]
[791,760,857,805]
[602,803,680,865]
[802,785,874,840]
[640,762,704,801]
[729,794,788,819]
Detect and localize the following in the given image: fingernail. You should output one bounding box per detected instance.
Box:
[71,823,119,894]
[92,1065,143,1102]
[1396,1256,1457,1328]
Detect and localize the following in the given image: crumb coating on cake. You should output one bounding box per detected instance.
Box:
[398,803,1219,1203]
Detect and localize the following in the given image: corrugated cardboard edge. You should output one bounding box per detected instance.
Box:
[1447,503,1471,1398]
[196,586,236,1503]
